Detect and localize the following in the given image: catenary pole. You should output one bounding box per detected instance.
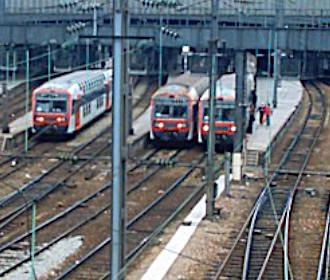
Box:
[1,82,9,134]
[93,0,97,36]
[206,0,218,219]
[232,50,246,181]
[158,15,163,88]
[111,0,128,279]
[25,48,29,153]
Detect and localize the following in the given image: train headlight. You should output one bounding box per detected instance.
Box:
[56,117,66,123]
[230,126,236,132]
[202,124,209,132]
[177,123,186,129]
[155,122,164,129]
[35,117,45,122]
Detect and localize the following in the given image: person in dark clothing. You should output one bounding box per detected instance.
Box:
[251,90,257,108]
[258,104,264,125]
[247,105,255,134]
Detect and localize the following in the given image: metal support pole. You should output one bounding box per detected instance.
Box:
[233,51,246,181]
[273,32,278,108]
[29,202,36,280]
[25,49,29,153]
[48,44,51,81]
[93,0,98,36]
[225,152,231,196]
[206,0,218,220]
[1,83,9,133]
[111,1,127,279]
[124,12,133,136]
[0,0,5,23]
[206,39,217,219]
[13,50,16,82]
[158,16,163,88]
[273,0,283,108]
[127,79,134,135]
[86,39,90,70]
[6,50,9,84]
[267,30,272,77]
[234,51,246,153]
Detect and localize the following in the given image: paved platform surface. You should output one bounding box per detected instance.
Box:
[247,78,303,153]
[127,107,151,145]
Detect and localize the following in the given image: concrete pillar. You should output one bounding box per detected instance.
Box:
[233,51,246,181]
[0,0,5,22]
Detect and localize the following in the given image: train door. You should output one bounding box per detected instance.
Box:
[74,97,82,130]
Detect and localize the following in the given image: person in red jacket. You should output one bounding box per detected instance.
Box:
[263,103,272,126]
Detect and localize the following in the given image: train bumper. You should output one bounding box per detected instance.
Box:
[153,131,190,141]
[34,125,68,135]
[202,134,234,144]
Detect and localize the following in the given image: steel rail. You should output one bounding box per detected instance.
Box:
[213,80,315,280]
[53,154,206,279]
[256,82,325,280]
[317,198,330,280]
[0,76,155,206]
[242,192,265,280]
[0,144,158,234]
[0,134,111,228]
[0,148,160,275]
[281,82,327,280]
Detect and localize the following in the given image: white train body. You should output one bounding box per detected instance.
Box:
[32,70,112,134]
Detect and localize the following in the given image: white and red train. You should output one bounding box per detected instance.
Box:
[150,73,209,142]
[150,53,257,147]
[32,70,112,134]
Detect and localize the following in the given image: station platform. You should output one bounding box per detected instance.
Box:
[0,111,32,151]
[127,107,151,153]
[0,80,29,151]
[245,77,303,166]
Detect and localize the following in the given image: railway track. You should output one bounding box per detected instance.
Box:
[316,198,330,280]
[0,77,156,203]
[0,147,210,279]
[51,148,210,280]
[208,81,328,280]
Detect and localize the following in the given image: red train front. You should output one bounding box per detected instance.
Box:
[150,73,209,143]
[198,74,237,147]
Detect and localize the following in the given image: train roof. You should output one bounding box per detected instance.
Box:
[152,72,209,101]
[201,73,236,101]
[35,69,112,96]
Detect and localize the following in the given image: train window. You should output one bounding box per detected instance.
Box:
[35,99,67,113]
[154,104,170,117]
[173,105,187,118]
[97,96,104,109]
[222,108,234,121]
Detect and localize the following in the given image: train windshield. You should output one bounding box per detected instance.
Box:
[35,93,67,113]
[154,104,188,119]
[203,106,235,121]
